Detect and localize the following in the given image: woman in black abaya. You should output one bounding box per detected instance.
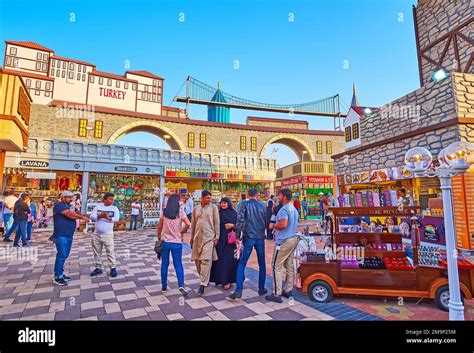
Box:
[210,197,238,290]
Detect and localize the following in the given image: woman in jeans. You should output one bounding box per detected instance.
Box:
[158,194,191,296]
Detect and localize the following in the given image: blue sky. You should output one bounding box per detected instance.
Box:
[0,0,419,166]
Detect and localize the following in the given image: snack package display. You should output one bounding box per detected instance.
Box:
[372,192,380,207]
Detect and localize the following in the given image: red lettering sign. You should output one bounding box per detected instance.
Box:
[302,176,334,184]
[281,176,302,186]
[99,87,126,100]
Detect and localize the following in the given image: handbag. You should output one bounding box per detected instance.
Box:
[154,240,163,259]
[227,230,237,245]
[155,217,164,259]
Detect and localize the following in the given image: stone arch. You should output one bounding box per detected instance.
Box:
[260,134,316,161]
[107,120,186,150]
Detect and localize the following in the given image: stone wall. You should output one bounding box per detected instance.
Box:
[415,0,473,85]
[28,104,345,164]
[334,125,461,175]
[359,75,456,147]
[454,72,474,118]
[335,73,474,175]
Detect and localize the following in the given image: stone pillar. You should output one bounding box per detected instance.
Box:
[159,173,165,216]
[81,171,89,214]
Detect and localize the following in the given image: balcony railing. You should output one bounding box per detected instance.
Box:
[23,138,277,172]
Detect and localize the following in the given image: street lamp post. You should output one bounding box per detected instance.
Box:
[302,150,308,161]
[163,134,171,148]
[404,141,474,321]
[270,147,279,159]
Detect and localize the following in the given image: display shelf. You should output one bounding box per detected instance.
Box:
[338,233,402,243]
[363,250,406,257]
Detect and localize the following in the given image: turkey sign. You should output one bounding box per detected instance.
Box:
[99,87,126,100]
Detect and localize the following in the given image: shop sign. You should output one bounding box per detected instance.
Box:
[26,172,56,179]
[99,88,126,100]
[115,166,138,172]
[281,176,301,186]
[302,176,334,184]
[19,160,49,168]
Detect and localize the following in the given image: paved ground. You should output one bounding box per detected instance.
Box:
[0,229,334,321]
[0,227,472,321]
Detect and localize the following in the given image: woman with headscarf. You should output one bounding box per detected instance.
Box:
[210,197,238,290]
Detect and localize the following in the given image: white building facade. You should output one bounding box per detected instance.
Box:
[2,41,168,116]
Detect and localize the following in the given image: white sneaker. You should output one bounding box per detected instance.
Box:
[179,287,189,297]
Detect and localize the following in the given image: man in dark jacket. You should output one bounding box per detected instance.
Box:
[13,193,31,247]
[229,189,268,299]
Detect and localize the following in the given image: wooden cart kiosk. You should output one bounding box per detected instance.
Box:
[298,207,474,311]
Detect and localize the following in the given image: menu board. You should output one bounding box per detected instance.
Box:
[452,173,474,250]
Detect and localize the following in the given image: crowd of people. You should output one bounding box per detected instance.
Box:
[1,186,305,302]
[1,190,49,247]
[158,188,301,303]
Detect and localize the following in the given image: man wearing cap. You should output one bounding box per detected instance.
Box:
[52,191,89,286]
[90,192,120,278]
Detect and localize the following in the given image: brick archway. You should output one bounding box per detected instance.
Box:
[107,120,186,150]
[260,134,316,161]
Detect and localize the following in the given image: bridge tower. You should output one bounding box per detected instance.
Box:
[207,82,230,123]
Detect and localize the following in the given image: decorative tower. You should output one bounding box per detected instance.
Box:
[413,0,473,86]
[207,82,230,123]
[350,83,360,107]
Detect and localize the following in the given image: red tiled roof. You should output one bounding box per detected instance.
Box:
[89,70,138,83]
[351,106,379,116]
[0,68,54,81]
[162,106,183,112]
[52,56,95,67]
[5,41,54,53]
[50,100,344,136]
[125,70,164,80]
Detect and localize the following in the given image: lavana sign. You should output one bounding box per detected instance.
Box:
[18,328,56,347]
[19,160,49,168]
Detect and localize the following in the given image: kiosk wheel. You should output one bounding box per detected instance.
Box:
[434,285,464,312]
[308,280,333,303]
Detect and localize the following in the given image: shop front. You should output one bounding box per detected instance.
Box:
[4,138,278,229]
[164,166,274,205]
[3,165,84,228]
[276,175,335,218]
[335,164,442,211]
[3,139,165,230]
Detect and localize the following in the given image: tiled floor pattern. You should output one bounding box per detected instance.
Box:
[2,227,472,321]
[0,230,332,321]
[241,229,474,321]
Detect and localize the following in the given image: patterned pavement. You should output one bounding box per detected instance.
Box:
[0,229,333,321]
[0,227,472,321]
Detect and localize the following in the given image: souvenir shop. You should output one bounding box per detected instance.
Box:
[2,166,84,228]
[164,166,273,205]
[3,154,165,230]
[275,175,335,218]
